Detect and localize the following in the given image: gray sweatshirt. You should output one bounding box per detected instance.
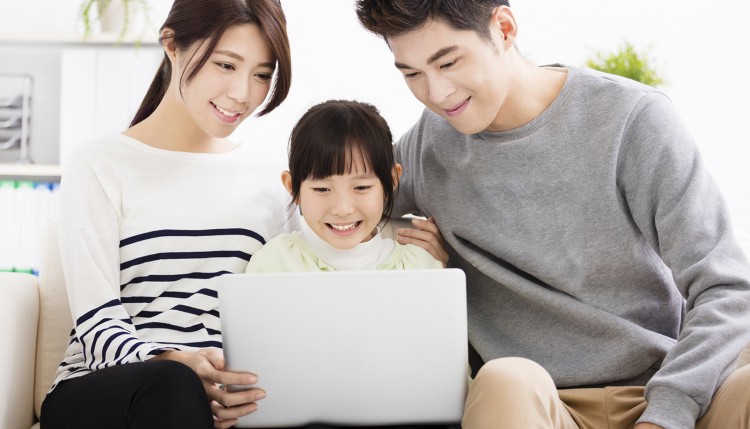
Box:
[393,66,750,429]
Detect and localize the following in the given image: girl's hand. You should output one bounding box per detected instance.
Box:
[396,216,449,267]
[154,348,264,429]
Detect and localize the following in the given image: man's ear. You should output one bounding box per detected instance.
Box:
[392,163,403,189]
[281,170,295,199]
[490,6,518,49]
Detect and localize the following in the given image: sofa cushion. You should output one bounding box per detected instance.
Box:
[34,222,73,419]
[0,272,39,429]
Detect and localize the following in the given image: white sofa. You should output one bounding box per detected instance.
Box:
[0,224,71,429]
[2,223,749,429]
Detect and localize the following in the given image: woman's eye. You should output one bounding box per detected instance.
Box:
[216,62,234,71]
[255,72,273,81]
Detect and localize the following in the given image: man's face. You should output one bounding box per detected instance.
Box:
[388,18,513,135]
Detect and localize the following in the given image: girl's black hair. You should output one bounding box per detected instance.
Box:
[288,99,397,224]
[130,0,291,127]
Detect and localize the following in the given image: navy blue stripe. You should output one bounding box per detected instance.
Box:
[120,228,266,248]
[121,251,251,270]
[89,325,130,368]
[121,270,232,290]
[136,321,220,336]
[121,288,218,305]
[162,288,218,299]
[76,299,121,326]
[135,306,220,319]
[152,340,223,349]
[113,336,138,364]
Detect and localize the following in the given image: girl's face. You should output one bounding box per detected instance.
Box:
[283,154,389,250]
[170,23,275,141]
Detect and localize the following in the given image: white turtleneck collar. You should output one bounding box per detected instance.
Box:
[300,221,395,271]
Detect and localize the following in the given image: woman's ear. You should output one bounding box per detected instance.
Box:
[392,163,403,189]
[161,27,178,62]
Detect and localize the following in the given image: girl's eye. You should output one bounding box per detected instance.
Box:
[354,185,373,191]
[312,187,329,193]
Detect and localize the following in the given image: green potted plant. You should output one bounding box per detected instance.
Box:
[80,0,153,42]
[586,41,664,87]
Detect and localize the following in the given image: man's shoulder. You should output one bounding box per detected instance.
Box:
[397,107,462,147]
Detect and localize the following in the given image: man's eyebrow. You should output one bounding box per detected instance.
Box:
[394,45,459,70]
[427,46,458,65]
[213,50,276,69]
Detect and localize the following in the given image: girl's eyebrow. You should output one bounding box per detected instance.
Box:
[213,50,276,69]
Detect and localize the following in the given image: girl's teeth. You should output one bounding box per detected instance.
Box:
[330,222,357,231]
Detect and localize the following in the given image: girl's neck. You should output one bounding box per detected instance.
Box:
[300,222,393,271]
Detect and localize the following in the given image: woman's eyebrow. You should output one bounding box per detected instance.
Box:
[213,50,276,69]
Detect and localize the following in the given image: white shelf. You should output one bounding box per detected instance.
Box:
[0,33,159,47]
[0,164,62,180]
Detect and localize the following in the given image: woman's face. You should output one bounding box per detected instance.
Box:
[172,23,275,140]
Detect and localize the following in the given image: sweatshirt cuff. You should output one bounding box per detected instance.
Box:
[637,386,701,429]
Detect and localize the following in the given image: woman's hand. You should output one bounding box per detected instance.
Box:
[396,216,449,267]
[154,348,264,429]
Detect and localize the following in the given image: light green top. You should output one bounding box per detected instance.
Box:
[246,231,443,273]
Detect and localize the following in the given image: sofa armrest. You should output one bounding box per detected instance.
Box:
[0,272,39,429]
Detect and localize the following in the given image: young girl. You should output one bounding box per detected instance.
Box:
[40,1,295,428]
[246,99,444,272]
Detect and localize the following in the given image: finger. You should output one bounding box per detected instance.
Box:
[213,415,238,429]
[212,399,260,420]
[212,385,266,408]
[204,368,258,388]
[397,227,447,257]
[396,233,449,266]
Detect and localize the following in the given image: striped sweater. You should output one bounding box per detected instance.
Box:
[52,134,297,389]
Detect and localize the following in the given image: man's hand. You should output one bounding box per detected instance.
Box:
[154,348,264,429]
[396,216,449,267]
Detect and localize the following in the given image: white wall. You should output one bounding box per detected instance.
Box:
[2,0,749,239]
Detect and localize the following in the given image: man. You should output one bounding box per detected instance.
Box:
[356,1,750,428]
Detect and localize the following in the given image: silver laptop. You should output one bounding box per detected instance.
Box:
[217,269,468,428]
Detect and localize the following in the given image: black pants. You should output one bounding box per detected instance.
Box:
[41,360,214,429]
[41,360,458,429]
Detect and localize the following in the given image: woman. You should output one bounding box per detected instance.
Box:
[40,1,293,428]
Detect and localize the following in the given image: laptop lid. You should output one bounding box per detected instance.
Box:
[217,269,468,428]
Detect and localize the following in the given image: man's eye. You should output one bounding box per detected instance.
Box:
[440,60,456,69]
[404,71,420,79]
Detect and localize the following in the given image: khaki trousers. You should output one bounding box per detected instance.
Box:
[462,357,750,429]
